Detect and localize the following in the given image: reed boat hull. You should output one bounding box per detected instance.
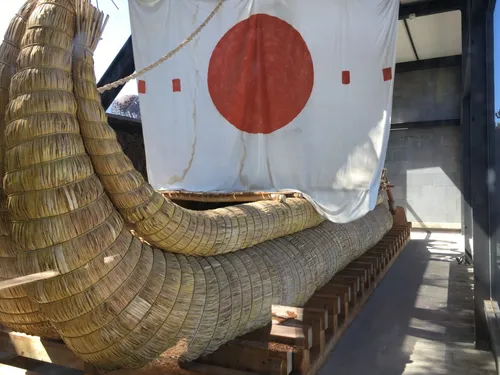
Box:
[0,0,396,370]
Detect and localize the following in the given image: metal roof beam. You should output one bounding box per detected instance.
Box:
[98,36,135,110]
[403,19,419,60]
[107,113,142,134]
[399,0,465,20]
[395,55,461,73]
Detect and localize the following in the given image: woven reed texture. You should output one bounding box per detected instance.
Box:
[2,0,393,370]
[0,0,57,339]
[71,6,324,256]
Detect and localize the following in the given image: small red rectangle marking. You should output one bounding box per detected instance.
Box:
[342,71,351,85]
[172,78,181,92]
[138,80,146,94]
[383,67,393,82]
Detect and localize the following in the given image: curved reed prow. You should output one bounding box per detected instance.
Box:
[0,0,395,371]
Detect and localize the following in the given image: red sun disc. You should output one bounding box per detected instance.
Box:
[208,13,314,134]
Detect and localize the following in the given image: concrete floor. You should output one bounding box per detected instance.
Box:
[319,231,496,375]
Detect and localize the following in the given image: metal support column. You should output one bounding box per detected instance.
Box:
[467,0,494,350]
[487,0,499,306]
[462,1,473,264]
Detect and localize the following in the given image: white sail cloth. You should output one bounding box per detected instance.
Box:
[128,0,399,222]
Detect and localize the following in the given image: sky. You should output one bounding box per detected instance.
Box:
[0,0,138,97]
[495,5,500,123]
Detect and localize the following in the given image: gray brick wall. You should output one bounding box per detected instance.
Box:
[385,125,462,228]
[392,66,461,124]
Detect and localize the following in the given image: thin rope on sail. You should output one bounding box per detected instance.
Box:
[96,0,225,93]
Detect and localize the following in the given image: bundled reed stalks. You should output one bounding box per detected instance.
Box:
[71,2,324,256]
[1,0,393,371]
[0,0,57,339]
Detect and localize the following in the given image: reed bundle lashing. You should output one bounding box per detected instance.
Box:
[0,0,396,371]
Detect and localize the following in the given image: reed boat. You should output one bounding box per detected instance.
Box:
[0,0,399,371]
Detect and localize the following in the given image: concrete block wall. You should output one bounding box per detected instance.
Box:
[392,66,461,124]
[385,125,462,229]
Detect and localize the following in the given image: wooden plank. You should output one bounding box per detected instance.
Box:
[85,362,100,375]
[272,324,313,350]
[242,324,312,350]
[392,207,409,226]
[0,362,40,375]
[366,248,390,265]
[337,269,366,290]
[316,284,347,307]
[330,275,359,294]
[373,244,393,259]
[272,306,328,330]
[377,238,396,249]
[305,296,340,334]
[304,226,407,375]
[310,329,325,356]
[315,284,349,322]
[272,306,327,354]
[106,355,266,375]
[306,295,340,316]
[331,315,339,335]
[200,341,291,375]
[292,348,310,374]
[0,354,81,375]
[183,362,264,375]
[366,245,389,258]
[0,213,410,375]
[281,323,320,359]
[357,254,381,274]
[162,183,388,204]
[380,235,399,248]
[350,261,375,278]
[344,266,369,286]
[236,336,310,375]
[0,329,83,370]
[162,190,295,203]
[275,321,323,354]
[369,249,390,264]
[324,284,351,303]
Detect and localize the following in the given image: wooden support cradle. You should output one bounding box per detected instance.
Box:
[0,208,410,375]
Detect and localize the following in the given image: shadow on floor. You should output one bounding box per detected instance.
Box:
[319,233,496,375]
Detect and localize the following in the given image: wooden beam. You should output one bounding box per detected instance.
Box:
[0,328,83,370]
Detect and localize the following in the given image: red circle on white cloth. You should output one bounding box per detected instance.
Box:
[208,13,314,134]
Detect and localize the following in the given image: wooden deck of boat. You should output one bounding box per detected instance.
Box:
[0,210,410,375]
